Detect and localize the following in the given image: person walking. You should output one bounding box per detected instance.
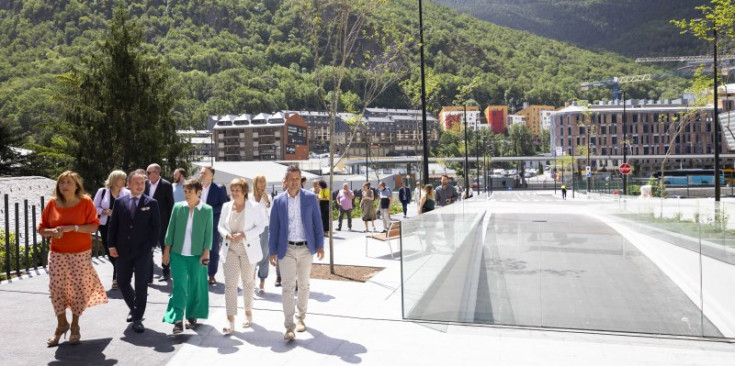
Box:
[268,166,325,342]
[398,180,411,218]
[418,184,435,214]
[107,170,161,333]
[561,184,567,200]
[199,166,229,285]
[38,171,107,346]
[336,183,354,231]
[93,169,129,290]
[317,180,330,237]
[172,168,186,203]
[145,163,175,282]
[252,175,271,295]
[360,182,377,232]
[162,178,213,334]
[218,178,266,334]
[435,175,458,207]
[378,181,392,232]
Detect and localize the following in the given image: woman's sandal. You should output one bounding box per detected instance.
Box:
[172,321,184,334]
[185,318,198,329]
[46,324,70,347]
[69,325,81,345]
[242,312,253,328]
[223,319,236,335]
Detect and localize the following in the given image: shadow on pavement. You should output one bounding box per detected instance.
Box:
[49,338,117,366]
[234,324,367,363]
[119,326,177,353]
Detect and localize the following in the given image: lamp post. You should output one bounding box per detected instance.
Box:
[713,27,721,202]
[419,0,430,185]
[365,123,369,183]
[464,103,469,193]
[622,90,628,195]
[475,123,480,196]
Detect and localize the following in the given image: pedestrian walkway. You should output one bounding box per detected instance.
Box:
[1,203,734,365]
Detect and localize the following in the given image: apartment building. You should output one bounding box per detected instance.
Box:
[439,106,484,131]
[517,104,556,136]
[484,105,508,134]
[288,111,351,155]
[176,129,213,162]
[212,112,308,162]
[351,108,440,157]
[550,97,730,171]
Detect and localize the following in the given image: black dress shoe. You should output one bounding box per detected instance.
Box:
[132,320,145,333]
[127,312,134,323]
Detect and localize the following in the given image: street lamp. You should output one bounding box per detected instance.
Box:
[418,0,430,185]
[622,90,628,195]
[463,99,479,195]
[713,27,721,202]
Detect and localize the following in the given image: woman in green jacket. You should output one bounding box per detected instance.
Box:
[162,178,214,334]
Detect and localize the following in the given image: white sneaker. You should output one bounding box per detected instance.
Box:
[296,319,306,332]
[284,330,295,341]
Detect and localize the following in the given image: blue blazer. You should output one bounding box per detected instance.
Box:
[206,183,229,222]
[108,194,161,258]
[268,189,324,259]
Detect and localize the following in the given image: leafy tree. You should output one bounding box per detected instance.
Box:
[55,4,188,190]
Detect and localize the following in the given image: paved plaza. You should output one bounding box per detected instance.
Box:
[1,194,734,365]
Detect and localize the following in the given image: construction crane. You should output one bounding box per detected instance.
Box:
[580,73,672,100]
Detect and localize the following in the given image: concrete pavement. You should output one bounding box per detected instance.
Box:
[1,199,734,365]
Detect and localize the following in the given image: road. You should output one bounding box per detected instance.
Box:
[474,191,722,337]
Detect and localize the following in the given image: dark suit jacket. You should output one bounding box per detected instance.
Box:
[145,178,174,244]
[205,182,229,222]
[108,194,161,258]
[399,187,411,203]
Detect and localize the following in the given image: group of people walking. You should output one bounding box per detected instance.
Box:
[39,165,324,346]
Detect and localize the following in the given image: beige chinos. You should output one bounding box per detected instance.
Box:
[279,244,313,331]
[223,242,255,316]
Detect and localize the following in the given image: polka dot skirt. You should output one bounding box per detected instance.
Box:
[48,250,108,316]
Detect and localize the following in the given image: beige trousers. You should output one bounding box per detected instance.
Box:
[223,242,256,317]
[279,244,313,331]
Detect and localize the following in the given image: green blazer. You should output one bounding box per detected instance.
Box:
[165,201,213,256]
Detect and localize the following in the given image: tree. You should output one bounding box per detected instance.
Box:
[299,0,408,273]
[0,120,28,176]
[55,4,189,190]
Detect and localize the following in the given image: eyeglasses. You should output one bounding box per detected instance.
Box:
[146,171,154,175]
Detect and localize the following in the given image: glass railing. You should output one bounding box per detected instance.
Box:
[401,193,735,339]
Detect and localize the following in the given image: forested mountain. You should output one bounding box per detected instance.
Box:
[432,0,710,57]
[0,0,688,135]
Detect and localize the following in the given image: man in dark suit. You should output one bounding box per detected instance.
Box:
[108,170,161,333]
[398,180,411,218]
[145,163,174,281]
[199,166,229,284]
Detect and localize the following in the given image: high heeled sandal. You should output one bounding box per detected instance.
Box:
[47,324,70,347]
[69,325,81,345]
[223,319,236,335]
[185,318,198,329]
[172,321,184,334]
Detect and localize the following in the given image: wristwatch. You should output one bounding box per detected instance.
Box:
[74,225,79,232]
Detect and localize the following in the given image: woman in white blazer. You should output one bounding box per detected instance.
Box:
[92,169,130,289]
[217,178,266,334]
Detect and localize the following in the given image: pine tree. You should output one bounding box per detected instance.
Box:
[56,3,188,190]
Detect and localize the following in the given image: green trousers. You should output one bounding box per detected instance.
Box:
[163,253,209,324]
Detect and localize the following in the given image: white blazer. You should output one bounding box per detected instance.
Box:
[93,187,130,225]
[217,200,266,264]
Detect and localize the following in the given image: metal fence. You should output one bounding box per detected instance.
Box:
[1,194,105,280]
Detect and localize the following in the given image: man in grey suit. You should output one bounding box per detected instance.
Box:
[145,163,174,281]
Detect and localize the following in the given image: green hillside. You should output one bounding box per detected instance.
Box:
[432,0,710,57]
[0,0,687,135]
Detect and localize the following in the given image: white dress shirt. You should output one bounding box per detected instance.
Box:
[181,201,204,256]
[201,183,211,205]
[286,191,306,242]
[148,178,160,198]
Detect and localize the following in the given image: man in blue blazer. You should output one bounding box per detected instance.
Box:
[269,166,324,342]
[199,166,229,284]
[108,170,161,333]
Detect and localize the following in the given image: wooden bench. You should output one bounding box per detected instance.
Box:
[366,220,401,259]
